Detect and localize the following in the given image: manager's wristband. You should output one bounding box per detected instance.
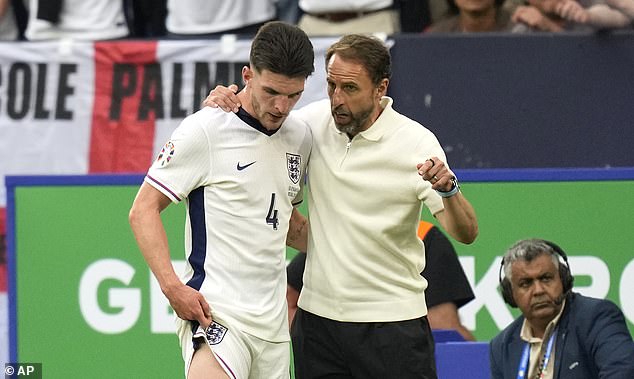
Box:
[436,177,460,198]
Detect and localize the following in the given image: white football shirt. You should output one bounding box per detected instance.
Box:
[146,106,311,342]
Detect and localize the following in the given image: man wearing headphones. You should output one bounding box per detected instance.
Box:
[490,239,634,379]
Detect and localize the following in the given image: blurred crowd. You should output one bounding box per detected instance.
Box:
[1,0,632,42]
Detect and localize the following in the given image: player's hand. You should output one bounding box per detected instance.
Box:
[417,157,455,192]
[164,283,212,328]
[202,84,241,113]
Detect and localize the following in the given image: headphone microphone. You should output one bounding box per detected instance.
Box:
[499,240,574,308]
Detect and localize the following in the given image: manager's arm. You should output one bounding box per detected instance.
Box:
[434,192,478,244]
[287,208,308,252]
[418,158,478,244]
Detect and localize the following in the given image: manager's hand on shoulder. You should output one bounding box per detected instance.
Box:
[202,84,241,112]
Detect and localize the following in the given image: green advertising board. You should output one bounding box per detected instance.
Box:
[7,176,186,378]
[6,169,634,378]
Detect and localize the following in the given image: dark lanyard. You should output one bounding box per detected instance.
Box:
[516,329,557,379]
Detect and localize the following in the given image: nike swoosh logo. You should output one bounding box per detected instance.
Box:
[237,161,256,171]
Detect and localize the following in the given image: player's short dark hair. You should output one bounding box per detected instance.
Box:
[250,21,315,79]
[325,34,391,86]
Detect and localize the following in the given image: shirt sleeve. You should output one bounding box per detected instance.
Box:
[145,114,210,202]
[286,252,307,291]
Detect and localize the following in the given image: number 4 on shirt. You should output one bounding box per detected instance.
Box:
[266,193,279,230]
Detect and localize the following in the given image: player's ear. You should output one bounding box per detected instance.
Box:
[242,66,253,85]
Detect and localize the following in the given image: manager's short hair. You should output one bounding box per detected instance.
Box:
[325,34,391,86]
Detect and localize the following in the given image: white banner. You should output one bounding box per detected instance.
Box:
[0,41,95,205]
[0,38,336,207]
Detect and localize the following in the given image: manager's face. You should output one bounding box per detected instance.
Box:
[326,54,387,137]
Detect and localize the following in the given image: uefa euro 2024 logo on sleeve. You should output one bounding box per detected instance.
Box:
[156,141,175,167]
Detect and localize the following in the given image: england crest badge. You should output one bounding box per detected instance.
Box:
[287,153,301,184]
[205,321,228,345]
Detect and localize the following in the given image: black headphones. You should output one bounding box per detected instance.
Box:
[499,240,574,308]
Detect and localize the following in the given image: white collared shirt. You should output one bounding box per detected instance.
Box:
[520,300,567,379]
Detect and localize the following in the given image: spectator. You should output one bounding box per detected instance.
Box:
[426,0,514,33]
[276,0,303,25]
[24,0,129,41]
[554,0,634,29]
[511,0,592,32]
[286,220,476,341]
[0,0,18,40]
[400,0,435,32]
[607,0,634,19]
[127,0,167,38]
[297,0,401,36]
[490,239,634,379]
[295,0,435,35]
[165,0,277,38]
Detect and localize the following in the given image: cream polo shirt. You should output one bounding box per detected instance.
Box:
[520,300,567,379]
[293,97,446,322]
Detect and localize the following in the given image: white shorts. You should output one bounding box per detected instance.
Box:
[176,317,290,379]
